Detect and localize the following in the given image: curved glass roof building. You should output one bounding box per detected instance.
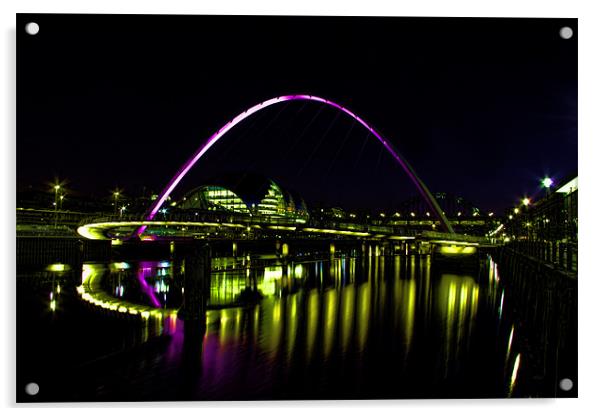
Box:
[178,173,309,221]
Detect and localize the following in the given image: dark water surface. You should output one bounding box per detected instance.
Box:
[17,251,545,401]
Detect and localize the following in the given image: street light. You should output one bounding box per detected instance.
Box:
[112,188,121,214]
[542,177,553,197]
[53,184,61,228]
[522,198,530,207]
[542,177,553,188]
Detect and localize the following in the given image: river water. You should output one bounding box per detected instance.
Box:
[17,250,548,401]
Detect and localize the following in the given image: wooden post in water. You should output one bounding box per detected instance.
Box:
[177,241,211,321]
[168,241,211,380]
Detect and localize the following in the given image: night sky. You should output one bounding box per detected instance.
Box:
[17,14,577,212]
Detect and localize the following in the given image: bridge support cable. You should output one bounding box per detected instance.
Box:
[372,140,386,178]
[325,119,355,178]
[226,100,311,195]
[295,110,342,179]
[211,100,272,168]
[282,103,327,162]
[353,131,372,170]
[231,101,294,191]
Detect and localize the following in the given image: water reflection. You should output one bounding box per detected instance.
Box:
[71,251,523,398]
[437,274,480,375]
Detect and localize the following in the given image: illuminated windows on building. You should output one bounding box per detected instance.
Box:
[179,186,250,214]
[178,177,309,222]
[257,181,288,216]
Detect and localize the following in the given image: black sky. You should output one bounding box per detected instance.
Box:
[17,14,577,212]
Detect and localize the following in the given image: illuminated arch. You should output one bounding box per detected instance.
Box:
[142,95,454,234]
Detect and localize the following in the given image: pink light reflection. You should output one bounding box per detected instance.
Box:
[137,261,161,308]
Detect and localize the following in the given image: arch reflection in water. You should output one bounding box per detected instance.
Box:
[81,252,515,398]
[173,255,427,395]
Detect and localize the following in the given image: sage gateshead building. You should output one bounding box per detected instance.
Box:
[176,173,309,223]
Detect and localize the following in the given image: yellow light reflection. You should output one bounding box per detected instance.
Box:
[340,285,355,353]
[506,326,514,362]
[259,266,282,296]
[356,283,371,351]
[219,308,238,347]
[77,262,175,338]
[286,296,299,363]
[323,289,338,358]
[509,353,521,396]
[438,274,480,370]
[306,290,319,361]
[401,278,416,348]
[46,263,69,272]
[439,246,477,256]
[293,264,304,279]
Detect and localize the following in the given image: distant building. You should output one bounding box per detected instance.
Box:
[177,173,309,222]
[499,174,577,273]
[507,175,578,244]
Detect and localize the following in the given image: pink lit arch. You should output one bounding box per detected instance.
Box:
[140,95,453,235]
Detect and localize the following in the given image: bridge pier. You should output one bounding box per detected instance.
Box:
[177,241,211,321]
[275,241,290,258]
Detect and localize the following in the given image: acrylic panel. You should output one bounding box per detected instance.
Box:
[16,14,577,401]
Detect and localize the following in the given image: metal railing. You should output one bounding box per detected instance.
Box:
[505,240,577,274]
[16,224,76,237]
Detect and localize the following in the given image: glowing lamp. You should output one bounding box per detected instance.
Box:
[522,198,530,206]
[542,177,553,188]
